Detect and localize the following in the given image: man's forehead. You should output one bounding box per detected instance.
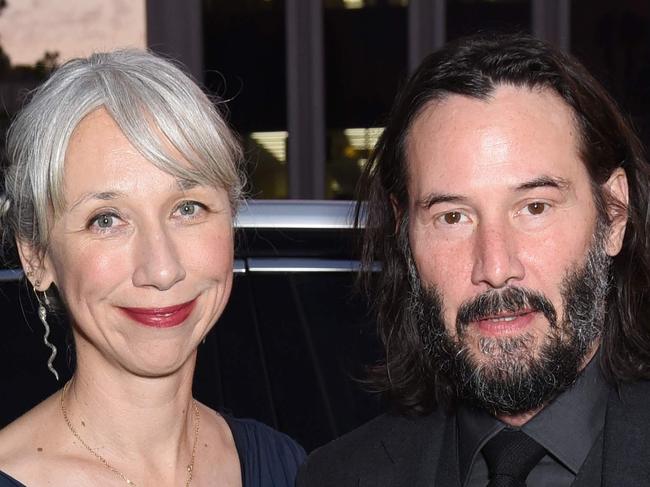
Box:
[407,84,578,144]
[404,85,584,197]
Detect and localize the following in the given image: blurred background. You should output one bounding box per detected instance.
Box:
[0,0,649,201]
[1,0,650,452]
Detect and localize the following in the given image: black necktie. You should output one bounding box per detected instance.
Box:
[482,429,547,487]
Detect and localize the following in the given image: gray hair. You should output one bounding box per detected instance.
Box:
[1,49,245,257]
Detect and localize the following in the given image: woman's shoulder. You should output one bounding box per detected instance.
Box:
[222,415,306,487]
[0,392,65,486]
[0,398,51,461]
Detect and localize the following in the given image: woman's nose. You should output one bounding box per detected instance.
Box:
[131,225,186,291]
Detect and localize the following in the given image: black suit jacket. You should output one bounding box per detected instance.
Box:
[297,381,650,486]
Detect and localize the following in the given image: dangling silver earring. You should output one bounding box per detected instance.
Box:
[35,285,59,381]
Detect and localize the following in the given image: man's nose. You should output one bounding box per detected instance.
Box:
[470,221,525,288]
[131,225,186,291]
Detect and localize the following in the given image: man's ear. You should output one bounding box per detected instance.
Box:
[602,167,629,257]
[16,239,55,291]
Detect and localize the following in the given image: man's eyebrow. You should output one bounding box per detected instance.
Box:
[416,193,469,209]
[416,176,571,209]
[515,176,571,191]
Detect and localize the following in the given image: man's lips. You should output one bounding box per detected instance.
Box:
[119,299,197,328]
[473,310,537,335]
[477,309,534,321]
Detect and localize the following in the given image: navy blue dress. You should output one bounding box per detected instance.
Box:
[224,416,306,486]
[0,416,305,487]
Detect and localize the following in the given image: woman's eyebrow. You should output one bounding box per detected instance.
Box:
[176,178,200,191]
[69,191,122,211]
[69,179,205,210]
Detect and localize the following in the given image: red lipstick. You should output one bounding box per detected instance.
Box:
[120,299,196,328]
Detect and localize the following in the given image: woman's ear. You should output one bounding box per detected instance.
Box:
[603,168,629,257]
[16,239,55,291]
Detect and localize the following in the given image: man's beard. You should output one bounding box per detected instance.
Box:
[409,221,611,416]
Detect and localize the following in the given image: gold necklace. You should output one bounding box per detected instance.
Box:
[60,381,200,486]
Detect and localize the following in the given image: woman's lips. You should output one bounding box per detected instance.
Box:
[119,299,197,328]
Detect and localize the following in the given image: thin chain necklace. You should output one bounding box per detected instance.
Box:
[60,380,200,486]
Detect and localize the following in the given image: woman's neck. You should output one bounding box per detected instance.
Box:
[63,357,198,464]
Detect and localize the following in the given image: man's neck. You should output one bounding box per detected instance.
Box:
[497,407,543,427]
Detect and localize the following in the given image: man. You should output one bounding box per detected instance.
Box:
[298,33,650,486]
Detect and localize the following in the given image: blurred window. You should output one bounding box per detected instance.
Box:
[571,0,650,143]
[203,0,288,198]
[325,127,383,199]
[447,0,531,41]
[245,131,289,198]
[323,0,408,199]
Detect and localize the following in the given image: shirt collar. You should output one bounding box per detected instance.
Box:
[457,353,609,484]
[522,353,609,473]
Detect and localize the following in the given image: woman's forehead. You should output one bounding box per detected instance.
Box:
[63,109,214,206]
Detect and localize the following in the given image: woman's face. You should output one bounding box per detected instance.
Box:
[32,108,234,377]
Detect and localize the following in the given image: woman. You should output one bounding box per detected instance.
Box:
[0,50,304,486]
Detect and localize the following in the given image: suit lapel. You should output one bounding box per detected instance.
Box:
[359,411,454,487]
[433,414,462,487]
[602,381,650,486]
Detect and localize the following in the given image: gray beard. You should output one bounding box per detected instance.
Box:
[408,222,611,416]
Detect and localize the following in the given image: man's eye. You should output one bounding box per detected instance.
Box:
[437,211,467,225]
[443,211,463,224]
[525,202,547,215]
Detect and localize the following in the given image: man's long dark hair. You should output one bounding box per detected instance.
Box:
[356,32,650,415]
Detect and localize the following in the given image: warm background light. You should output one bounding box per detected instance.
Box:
[0,0,146,66]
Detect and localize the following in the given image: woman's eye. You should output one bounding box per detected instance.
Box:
[179,202,197,216]
[175,201,206,218]
[90,213,117,229]
[525,202,547,215]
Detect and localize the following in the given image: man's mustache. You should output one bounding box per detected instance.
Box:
[455,287,557,334]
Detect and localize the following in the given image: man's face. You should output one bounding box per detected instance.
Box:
[405,85,627,416]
